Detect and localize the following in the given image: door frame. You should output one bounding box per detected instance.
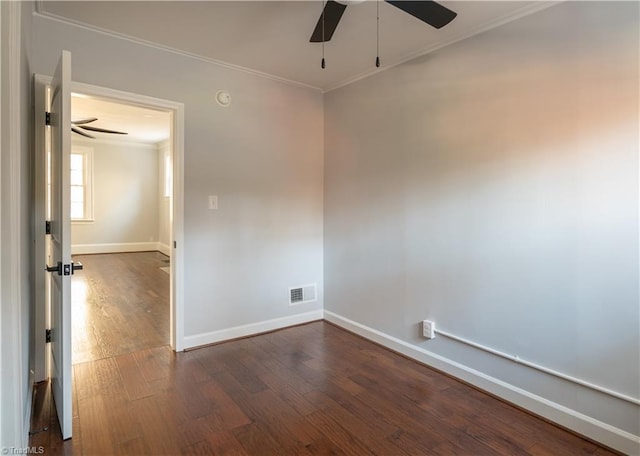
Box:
[2,0,31,446]
[34,76,185,381]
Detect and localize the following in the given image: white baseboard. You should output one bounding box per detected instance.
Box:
[71,242,161,255]
[184,310,323,350]
[157,243,171,257]
[323,311,640,455]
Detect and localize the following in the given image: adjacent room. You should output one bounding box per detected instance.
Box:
[1,1,638,455]
[68,95,173,364]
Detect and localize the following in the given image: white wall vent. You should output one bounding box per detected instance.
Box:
[289,284,317,305]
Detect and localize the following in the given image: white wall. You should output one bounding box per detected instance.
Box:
[71,138,160,253]
[324,1,639,451]
[157,139,171,256]
[31,8,324,345]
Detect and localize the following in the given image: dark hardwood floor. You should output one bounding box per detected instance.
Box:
[71,252,170,364]
[30,253,617,455]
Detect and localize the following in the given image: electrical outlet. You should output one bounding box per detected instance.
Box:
[422,320,436,339]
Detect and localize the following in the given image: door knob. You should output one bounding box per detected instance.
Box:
[45,262,62,275]
[45,261,83,276]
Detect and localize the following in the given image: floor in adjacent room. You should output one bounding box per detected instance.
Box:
[29,253,616,455]
[70,251,170,365]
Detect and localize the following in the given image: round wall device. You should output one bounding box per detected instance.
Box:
[215,90,231,107]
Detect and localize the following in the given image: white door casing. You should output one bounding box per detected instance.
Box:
[33,74,186,385]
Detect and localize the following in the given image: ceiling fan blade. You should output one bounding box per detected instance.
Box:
[310,0,348,43]
[79,125,128,135]
[72,117,98,125]
[385,1,457,29]
[71,126,95,139]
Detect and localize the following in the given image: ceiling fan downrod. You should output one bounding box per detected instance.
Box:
[321,0,326,69]
[375,0,380,67]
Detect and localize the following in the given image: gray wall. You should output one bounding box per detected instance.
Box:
[71,138,160,248]
[324,1,639,436]
[30,9,324,339]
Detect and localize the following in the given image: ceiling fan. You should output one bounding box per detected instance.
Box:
[310,0,457,43]
[71,117,128,139]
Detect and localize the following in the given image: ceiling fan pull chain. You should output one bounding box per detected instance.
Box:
[376,0,380,67]
[321,0,326,69]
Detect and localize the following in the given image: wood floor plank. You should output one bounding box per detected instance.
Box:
[304,410,376,456]
[119,436,152,455]
[198,380,253,430]
[75,394,119,455]
[247,389,322,446]
[232,421,290,456]
[204,430,250,456]
[134,345,173,383]
[130,395,182,455]
[303,389,406,455]
[257,369,318,417]
[114,352,154,401]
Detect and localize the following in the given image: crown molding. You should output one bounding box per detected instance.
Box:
[33,4,324,93]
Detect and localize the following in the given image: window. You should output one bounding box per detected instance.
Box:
[70,146,93,221]
[163,149,172,198]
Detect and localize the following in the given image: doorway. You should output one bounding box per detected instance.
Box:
[34,76,185,383]
[69,94,172,364]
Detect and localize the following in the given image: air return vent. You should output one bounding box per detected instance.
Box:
[289,284,317,305]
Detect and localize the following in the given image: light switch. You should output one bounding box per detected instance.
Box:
[208,195,218,210]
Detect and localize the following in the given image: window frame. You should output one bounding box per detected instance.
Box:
[163,148,172,199]
[70,145,95,223]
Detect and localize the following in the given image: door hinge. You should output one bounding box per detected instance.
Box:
[45,220,51,235]
[45,329,52,343]
[45,112,51,126]
[174,241,176,249]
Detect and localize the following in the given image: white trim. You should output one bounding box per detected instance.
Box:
[33,8,322,93]
[157,242,171,257]
[170,100,185,352]
[184,310,323,350]
[69,80,187,353]
[71,242,162,255]
[323,311,640,455]
[324,1,562,93]
[0,2,3,443]
[72,136,160,149]
[70,145,94,221]
[1,0,27,448]
[34,76,186,354]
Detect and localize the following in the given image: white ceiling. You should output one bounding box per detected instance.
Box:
[40,1,554,92]
[72,94,171,144]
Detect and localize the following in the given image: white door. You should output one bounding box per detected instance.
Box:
[47,50,73,440]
